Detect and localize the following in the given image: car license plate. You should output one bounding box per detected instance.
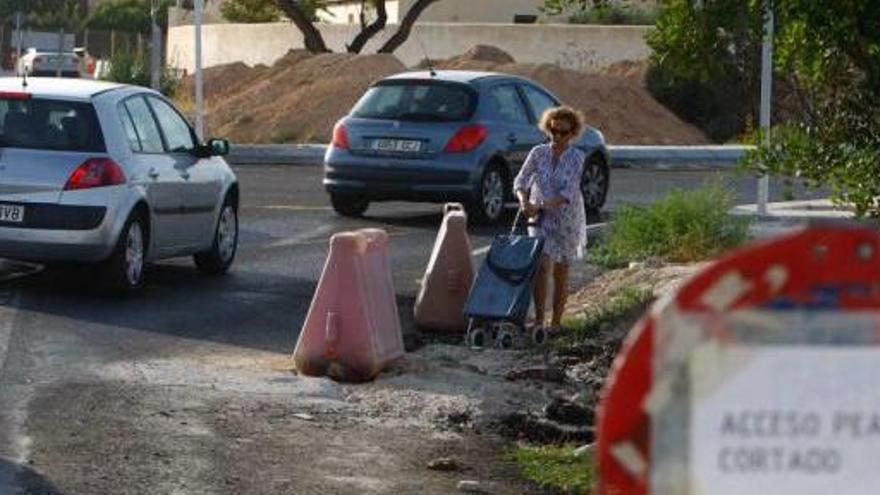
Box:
[0,204,24,223]
[372,139,422,152]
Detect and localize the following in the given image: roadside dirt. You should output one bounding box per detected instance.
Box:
[176,51,407,144]
[176,46,711,146]
[18,263,704,494]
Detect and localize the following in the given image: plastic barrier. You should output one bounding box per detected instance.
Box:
[596,224,880,494]
[293,229,405,382]
[414,203,475,333]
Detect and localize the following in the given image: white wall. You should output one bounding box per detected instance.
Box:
[166,22,651,73]
[401,0,544,23]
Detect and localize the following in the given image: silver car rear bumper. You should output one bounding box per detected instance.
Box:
[0,224,116,262]
[0,203,118,263]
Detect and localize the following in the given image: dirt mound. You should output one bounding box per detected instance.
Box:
[179,50,406,144]
[600,59,649,81]
[179,47,710,145]
[450,45,516,65]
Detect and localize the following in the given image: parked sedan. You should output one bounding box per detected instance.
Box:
[324,70,610,224]
[0,77,239,294]
[17,48,82,78]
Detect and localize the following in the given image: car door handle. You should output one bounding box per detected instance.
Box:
[147,168,160,180]
[507,133,518,143]
[180,171,191,180]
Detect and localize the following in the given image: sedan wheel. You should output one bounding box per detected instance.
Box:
[217,206,237,264]
[124,222,145,287]
[103,213,147,296]
[329,193,370,218]
[195,200,239,275]
[581,155,609,213]
[468,164,506,225]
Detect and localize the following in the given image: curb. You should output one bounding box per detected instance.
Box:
[227,144,753,168]
[611,145,753,168]
[731,199,855,239]
[228,144,326,165]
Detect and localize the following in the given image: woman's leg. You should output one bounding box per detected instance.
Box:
[551,261,570,328]
[533,255,550,327]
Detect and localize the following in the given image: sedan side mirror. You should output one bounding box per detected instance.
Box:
[208,138,230,157]
[196,138,230,158]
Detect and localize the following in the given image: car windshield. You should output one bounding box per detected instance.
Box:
[0,98,105,152]
[351,81,475,122]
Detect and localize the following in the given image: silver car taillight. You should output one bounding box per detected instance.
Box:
[64,158,126,191]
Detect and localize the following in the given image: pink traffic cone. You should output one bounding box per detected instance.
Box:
[294,229,405,382]
[414,203,475,333]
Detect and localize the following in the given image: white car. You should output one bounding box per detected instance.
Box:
[17,48,82,78]
[0,77,239,294]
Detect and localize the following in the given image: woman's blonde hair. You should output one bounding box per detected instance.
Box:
[539,106,585,138]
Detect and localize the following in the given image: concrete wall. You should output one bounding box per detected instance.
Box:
[166,22,651,73]
[400,0,544,23]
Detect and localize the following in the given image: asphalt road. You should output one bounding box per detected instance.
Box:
[0,163,823,493]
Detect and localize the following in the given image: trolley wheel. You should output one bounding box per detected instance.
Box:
[531,326,548,346]
[467,326,490,349]
[495,328,515,350]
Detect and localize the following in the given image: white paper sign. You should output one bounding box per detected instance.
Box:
[690,345,880,495]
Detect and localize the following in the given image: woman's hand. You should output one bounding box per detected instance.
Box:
[542,196,568,211]
[522,201,541,218]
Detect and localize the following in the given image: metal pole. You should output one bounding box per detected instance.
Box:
[14,11,22,75]
[194,0,204,140]
[757,2,773,216]
[56,27,64,77]
[150,0,161,90]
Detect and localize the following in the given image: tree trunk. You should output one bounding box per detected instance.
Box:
[378,0,438,54]
[348,0,387,54]
[276,0,330,53]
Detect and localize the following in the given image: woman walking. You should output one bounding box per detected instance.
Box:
[513,106,588,334]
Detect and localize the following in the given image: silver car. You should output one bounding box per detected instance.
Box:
[0,77,239,294]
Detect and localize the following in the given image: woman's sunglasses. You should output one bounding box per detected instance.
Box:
[549,127,572,137]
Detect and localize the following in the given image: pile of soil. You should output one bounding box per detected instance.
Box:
[178,46,711,145]
[178,50,407,144]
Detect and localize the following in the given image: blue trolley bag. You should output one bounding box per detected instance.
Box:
[464,211,544,325]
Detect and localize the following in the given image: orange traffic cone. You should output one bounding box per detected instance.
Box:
[414,203,475,333]
[293,229,405,382]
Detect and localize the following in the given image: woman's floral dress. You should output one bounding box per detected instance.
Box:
[513,144,587,264]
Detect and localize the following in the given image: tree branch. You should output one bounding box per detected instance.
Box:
[348,0,387,54]
[276,0,330,53]
[378,0,438,54]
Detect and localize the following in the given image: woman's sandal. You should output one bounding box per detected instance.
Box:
[545,325,564,339]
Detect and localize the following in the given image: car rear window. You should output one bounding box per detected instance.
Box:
[0,97,105,152]
[351,81,476,122]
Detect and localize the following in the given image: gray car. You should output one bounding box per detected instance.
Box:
[324,70,610,224]
[0,77,239,294]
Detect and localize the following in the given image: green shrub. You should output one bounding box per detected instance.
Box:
[506,444,593,494]
[739,1,880,217]
[645,0,763,143]
[100,50,180,97]
[568,4,659,25]
[593,185,749,265]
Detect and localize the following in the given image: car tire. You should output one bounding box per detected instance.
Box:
[582,153,609,214]
[468,163,507,225]
[194,198,238,275]
[329,193,370,218]
[102,212,147,296]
